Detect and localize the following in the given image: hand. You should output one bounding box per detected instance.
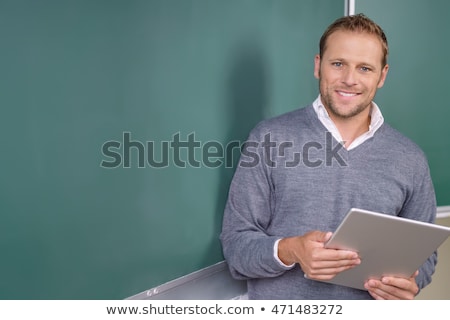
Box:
[364,270,419,300]
[278,231,361,280]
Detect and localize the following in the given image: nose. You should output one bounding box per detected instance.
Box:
[341,68,357,86]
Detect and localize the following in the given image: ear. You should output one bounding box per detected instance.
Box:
[314,54,321,79]
[377,64,389,88]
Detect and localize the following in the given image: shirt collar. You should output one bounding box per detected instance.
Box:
[312,95,384,149]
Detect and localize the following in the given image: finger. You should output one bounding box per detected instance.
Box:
[365,277,417,300]
[367,289,386,300]
[317,248,361,262]
[307,247,361,271]
[306,230,333,243]
[306,264,360,280]
[365,283,386,300]
[364,280,396,300]
[380,276,418,298]
[324,231,333,242]
[309,256,361,269]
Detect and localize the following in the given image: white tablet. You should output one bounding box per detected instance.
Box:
[320,208,450,291]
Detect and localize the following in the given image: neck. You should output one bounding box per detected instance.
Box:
[330,109,371,148]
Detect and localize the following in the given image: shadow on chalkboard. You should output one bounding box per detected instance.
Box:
[204,37,269,267]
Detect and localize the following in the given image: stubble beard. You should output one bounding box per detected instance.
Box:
[320,85,371,120]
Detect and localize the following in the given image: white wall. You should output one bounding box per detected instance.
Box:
[416,216,450,299]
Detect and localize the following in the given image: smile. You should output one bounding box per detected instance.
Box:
[336,91,359,97]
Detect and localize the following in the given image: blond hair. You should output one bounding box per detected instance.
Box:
[319,13,388,66]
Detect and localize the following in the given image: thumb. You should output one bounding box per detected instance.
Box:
[309,230,333,243]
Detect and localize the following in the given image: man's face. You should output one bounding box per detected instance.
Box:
[314,30,389,120]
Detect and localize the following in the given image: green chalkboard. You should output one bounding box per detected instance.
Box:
[0,0,343,299]
[356,0,450,205]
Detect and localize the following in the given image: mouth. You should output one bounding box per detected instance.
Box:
[336,90,360,97]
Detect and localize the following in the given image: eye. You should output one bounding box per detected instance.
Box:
[360,66,372,72]
[332,62,343,67]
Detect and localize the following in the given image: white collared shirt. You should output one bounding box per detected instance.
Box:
[312,95,384,150]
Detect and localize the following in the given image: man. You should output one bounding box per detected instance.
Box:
[220,14,437,300]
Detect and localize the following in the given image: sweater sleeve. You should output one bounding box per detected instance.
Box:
[399,153,438,291]
[220,125,294,280]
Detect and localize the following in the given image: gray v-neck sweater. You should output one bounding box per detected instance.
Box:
[221,105,437,299]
